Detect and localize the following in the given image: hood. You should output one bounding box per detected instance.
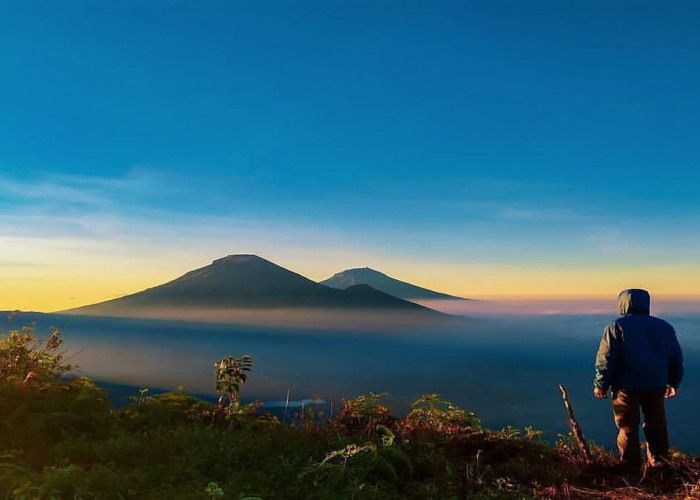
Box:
[617,289,650,316]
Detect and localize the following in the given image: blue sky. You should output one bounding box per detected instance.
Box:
[1,1,699,309]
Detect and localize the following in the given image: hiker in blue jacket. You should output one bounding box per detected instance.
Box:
[593,289,684,469]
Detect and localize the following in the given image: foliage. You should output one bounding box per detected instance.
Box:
[214,355,253,408]
[402,393,482,436]
[334,392,393,437]
[300,441,414,497]
[204,481,225,499]
[341,392,390,418]
[0,324,72,383]
[2,332,700,499]
[313,442,378,469]
[121,389,215,430]
[496,425,544,442]
[0,376,113,462]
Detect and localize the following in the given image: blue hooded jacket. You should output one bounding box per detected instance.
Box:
[594,289,684,392]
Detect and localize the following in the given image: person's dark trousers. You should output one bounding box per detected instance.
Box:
[612,389,669,468]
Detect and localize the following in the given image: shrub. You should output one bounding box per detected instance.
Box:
[0,377,114,459]
[334,392,394,437]
[400,394,481,438]
[0,324,72,384]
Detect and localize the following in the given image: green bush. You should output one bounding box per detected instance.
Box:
[0,324,72,383]
[0,378,113,458]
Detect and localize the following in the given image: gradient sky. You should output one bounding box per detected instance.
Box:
[1,1,699,311]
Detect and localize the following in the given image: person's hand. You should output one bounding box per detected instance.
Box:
[594,387,608,399]
[665,386,678,398]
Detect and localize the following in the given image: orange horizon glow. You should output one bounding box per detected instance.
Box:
[3,257,699,314]
[2,236,699,313]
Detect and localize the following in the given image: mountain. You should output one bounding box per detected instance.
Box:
[320,267,470,302]
[63,255,443,317]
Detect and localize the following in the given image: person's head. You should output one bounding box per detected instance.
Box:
[617,289,650,316]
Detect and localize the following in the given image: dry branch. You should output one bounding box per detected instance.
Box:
[558,384,592,462]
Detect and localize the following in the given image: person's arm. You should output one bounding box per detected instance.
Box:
[667,328,684,397]
[594,322,621,398]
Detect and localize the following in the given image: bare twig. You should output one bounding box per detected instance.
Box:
[558,384,592,462]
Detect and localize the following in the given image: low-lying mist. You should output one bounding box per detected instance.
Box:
[416,297,700,316]
[64,306,463,333]
[4,309,700,453]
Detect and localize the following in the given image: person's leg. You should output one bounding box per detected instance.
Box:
[640,391,669,467]
[612,389,641,468]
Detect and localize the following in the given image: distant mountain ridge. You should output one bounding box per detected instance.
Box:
[321,267,469,302]
[63,255,443,316]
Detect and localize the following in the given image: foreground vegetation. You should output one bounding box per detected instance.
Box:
[2,326,700,499]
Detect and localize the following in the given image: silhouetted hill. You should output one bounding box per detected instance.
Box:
[320,267,470,301]
[63,255,443,317]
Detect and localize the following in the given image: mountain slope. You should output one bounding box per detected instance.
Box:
[63,255,441,315]
[320,267,470,301]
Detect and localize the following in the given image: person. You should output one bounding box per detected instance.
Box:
[593,288,684,470]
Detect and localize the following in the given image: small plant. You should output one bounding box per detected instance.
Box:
[299,442,379,489]
[498,425,521,439]
[465,449,490,488]
[376,425,395,446]
[342,392,389,418]
[129,387,152,404]
[524,425,544,441]
[318,443,378,469]
[555,432,577,450]
[214,355,253,409]
[204,481,224,499]
[334,392,391,436]
[402,393,481,435]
